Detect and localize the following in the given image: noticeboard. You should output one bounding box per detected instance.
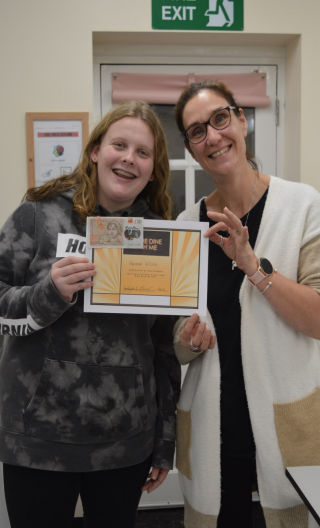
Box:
[26,112,89,188]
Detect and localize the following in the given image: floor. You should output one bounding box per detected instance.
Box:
[136,503,267,528]
[73,502,267,527]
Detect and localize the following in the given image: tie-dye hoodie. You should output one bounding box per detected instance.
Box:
[0,189,180,472]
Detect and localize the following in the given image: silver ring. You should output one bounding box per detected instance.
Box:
[235,226,244,234]
[189,340,199,352]
[215,235,224,247]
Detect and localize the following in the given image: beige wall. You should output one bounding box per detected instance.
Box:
[0,0,319,226]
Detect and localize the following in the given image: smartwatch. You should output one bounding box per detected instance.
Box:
[247,257,274,286]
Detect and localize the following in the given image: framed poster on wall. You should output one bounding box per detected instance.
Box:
[26,112,89,187]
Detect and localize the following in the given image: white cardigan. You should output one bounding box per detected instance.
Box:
[175,176,320,528]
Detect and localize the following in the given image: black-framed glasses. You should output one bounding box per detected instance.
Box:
[183,106,236,144]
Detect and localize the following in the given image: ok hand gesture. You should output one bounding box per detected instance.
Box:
[205,207,258,275]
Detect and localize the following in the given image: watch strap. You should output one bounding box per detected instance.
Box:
[247,269,267,286]
[247,257,274,286]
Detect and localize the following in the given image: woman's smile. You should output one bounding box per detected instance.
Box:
[209,145,232,159]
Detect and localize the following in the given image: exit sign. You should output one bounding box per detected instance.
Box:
[152,0,243,31]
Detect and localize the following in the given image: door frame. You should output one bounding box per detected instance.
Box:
[91,43,285,508]
[93,43,285,179]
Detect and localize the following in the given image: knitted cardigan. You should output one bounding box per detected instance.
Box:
[174,176,320,528]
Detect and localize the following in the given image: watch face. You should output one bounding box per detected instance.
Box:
[260,258,273,275]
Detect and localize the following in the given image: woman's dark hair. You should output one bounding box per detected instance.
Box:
[175,80,258,172]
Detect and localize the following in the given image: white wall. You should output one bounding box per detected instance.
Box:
[1,1,320,227]
[0,1,320,523]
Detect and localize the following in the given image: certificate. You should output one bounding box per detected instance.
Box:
[83,220,209,316]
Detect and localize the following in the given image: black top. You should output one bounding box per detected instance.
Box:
[200,188,268,459]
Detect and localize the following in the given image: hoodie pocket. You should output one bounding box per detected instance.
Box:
[23,359,148,444]
[274,387,320,468]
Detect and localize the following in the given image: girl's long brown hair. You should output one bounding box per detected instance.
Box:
[24,101,172,220]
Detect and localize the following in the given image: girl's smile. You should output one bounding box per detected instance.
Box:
[91,117,155,212]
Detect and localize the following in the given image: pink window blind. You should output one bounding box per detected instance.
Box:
[111,72,270,108]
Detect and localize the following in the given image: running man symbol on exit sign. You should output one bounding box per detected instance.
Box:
[152,0,244,31]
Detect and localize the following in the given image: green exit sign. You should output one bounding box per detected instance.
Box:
[152,0,243,31]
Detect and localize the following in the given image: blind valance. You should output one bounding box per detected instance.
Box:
[112,72,270,108]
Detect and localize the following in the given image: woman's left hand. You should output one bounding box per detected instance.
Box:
[205,207,258,276]
[141,467,170,493]
[206,207,320,340]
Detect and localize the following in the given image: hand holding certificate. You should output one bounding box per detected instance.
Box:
[84,219,209,316]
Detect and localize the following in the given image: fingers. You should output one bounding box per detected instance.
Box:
[238,225,249,244]
[190,323,211,350]
[53,256,90,268]
[52,257,95,276]
[181,313,200,339]
[141,468,170,494]
[206,208,244,236]
[204,221,228,238]
[51,257,96,302]
[180,313,202,347]
[223,207,247,238]
[180,313,216,352]
[205,209,250,256]
[204,207,254,272]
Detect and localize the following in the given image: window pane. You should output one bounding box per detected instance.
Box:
[152,105,185,159]
[195,170,216,203]
[243,108,255,156]
[169,171,185,219]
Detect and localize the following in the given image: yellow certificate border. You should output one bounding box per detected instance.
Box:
[84,220,209,316]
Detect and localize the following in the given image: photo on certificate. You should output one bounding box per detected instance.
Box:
[84,220,209,315]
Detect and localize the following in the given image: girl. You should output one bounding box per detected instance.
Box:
[0,101,180,528]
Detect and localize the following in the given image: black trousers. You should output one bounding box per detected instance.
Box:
[3,454,152,528]
[217,456,257,528]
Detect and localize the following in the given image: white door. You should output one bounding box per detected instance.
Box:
[88,61,281,509]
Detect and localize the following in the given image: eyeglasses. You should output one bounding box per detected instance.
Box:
[183,106,236,144]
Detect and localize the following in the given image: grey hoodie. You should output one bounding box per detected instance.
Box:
[0,190,180,472]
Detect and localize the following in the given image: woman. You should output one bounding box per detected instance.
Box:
[106,219,123,244]
[0,101,180,528]
[173,80,320,528]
